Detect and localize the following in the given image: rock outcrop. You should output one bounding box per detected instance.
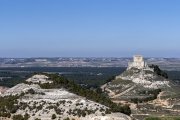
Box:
[0,86,8,95]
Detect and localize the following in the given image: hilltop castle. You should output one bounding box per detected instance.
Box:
[127,55,148,70]
[115,55,154,80]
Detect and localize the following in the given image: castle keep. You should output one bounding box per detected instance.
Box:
[127,55,148,70]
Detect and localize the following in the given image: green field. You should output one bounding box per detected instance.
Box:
[0,67,125,88]
[0,67,180,88]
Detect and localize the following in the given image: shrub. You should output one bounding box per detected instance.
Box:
[51,114,56,119]
[64,117,70,120]
[35,118,41,120]
[13,114,24,120]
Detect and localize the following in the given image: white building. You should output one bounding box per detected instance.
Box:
[127,55,148,70]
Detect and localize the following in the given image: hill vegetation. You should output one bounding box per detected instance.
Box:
[39,73,131,115]
[149,64,168,78]
[0,67,125,88]
[145,116,180,120]
[0,73,131,119]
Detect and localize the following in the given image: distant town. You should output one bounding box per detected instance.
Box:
[0,57,180,70]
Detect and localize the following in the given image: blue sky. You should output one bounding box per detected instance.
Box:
[0,0,180,58]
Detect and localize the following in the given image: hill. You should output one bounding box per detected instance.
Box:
[102,55,180,120]
[0,74,131,120]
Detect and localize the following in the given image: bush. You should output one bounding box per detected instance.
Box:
[51,114,56,119]
[149,64,168,78]
[0,95,20,117]
[64,118,70,120]
[13,114,24,120]
[35,118,41,120]
[12,114,29,120]
[145,117,161,120]
[27,88,36,94]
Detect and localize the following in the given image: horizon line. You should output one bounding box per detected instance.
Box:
[0,56,180,59]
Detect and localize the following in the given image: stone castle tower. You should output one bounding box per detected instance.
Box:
[127,55,148,70]
[115,55,153,80]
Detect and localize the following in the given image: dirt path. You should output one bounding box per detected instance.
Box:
[112,85,136,98]
[101,84,116,97]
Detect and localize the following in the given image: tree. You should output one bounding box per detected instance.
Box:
[149,64,168,78]
[13,115,24,120]
[51,114,56,119]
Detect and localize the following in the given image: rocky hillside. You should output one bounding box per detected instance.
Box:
[0,86,8,95]
[102,65,180,119]
[0,74,131,120]
[102,66,172,101]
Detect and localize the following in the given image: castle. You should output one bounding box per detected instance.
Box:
[127,55,148,70]
[115,55,153,80]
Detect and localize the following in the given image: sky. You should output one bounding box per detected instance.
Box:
[0,0,180,58]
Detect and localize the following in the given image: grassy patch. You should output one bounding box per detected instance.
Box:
[145,116,180,120]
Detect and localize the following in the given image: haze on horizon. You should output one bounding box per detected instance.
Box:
[0,0,180,58]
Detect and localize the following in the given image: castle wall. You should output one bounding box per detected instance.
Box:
[127,55,150,70]
[134,55,143,63]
